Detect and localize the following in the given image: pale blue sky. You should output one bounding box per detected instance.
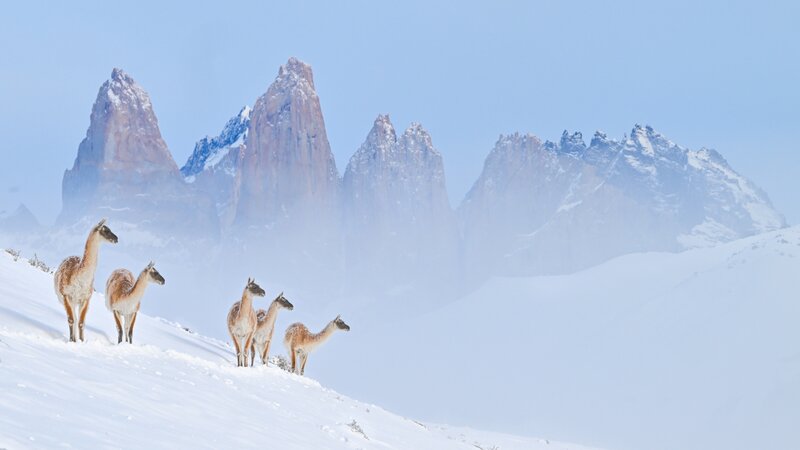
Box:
[1,0,798,223]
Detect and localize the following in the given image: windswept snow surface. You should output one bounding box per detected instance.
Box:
[0,252,597,450]
[342,227,800,450]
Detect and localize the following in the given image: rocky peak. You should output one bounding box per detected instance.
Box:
[589,130,612,148]
[102,68,153,114]
[559,130,586,154]
[368,114,398,152]
[345,116,444,183]
[343,115,456,291]
[59,68,216,236]
[74,68,177,174]
[460,123,786,280]
[400,123,437,156]
[628,124,655,156]
[272,57,316,95]
[484,133,545,172]
[235,57,339,228]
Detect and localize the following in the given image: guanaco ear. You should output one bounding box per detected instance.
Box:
[335,314,341,321]
[97,218,107,228]
[146,261,155,270]
[279,291,284,297]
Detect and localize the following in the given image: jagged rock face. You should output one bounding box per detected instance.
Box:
[59,69,217,239]
[181,106,250,179]
[181,106,250,228]
[460,125,785,277]
[235,58,339,228]
[343,115,457,291]
[344,115,450,229]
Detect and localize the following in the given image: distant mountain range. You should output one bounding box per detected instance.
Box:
[50,58,785,293]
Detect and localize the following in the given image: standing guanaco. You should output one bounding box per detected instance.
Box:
[227,278,265,367]
[54,219,118,342]
[105,262,165,344]
[251,292,294,366]
[284,315,350,375]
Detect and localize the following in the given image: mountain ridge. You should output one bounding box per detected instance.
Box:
[53,59,786,291]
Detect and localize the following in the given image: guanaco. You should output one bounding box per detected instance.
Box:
[227,278,265,367]
[54,219,118,342]
[105,262,165,344]
[284,315,350,375]
[250,292,294,366]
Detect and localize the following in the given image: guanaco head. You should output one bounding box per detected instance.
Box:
[95,219,118,244]
[144,261,165,285]
[333,315,350,331]
[274,292,294,310]
[246,278,266,297]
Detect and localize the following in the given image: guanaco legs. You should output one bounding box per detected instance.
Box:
[105,262,165,344]
[227,278,265,367]
[284,315,350,375]
[54,219,118,342]
[250,292,294,366]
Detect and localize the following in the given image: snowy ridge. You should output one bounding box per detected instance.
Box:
[0,251,594,450]
[344,115,445,185]
[270,57,317,100]
[103,68,153,113]
[181,105,251,179]
[460,123,786,277]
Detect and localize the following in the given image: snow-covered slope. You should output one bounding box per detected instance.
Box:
[346,226,800,450]
[0,251,596,450]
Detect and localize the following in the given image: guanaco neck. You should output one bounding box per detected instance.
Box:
[79,230,100,273]
[264,300,281,321]
[124,271,150,302]
[309,321,337,345]
[240,289,254,313]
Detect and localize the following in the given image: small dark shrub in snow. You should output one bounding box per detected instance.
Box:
[348,420,368,440]
[271,355,291,371]
[4,248,20,262]
[28,254,51,273]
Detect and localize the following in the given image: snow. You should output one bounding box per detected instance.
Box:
[364,226,800,450]
[556,200,583,212]
[631,125,655,156]
[676,217,739,248]
[687,147,785,231]
[0,251,597,450]
[180,106,250,179]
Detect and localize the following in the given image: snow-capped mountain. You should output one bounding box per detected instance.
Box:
[234,57,340,229]
[180,106,251,228]
[48,61,786,296]
[343,115,457,292]
[58,68,218,240]
[460,125,785,277]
